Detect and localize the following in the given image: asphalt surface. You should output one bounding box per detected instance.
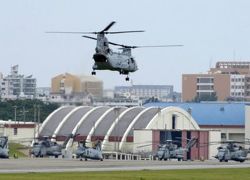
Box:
[0,158,250,173]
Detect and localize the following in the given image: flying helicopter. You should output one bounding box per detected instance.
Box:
[47,21,183,81]
[0,136,9,159]
[212,140,250,163]
[31,134,75,158]
[75,140,103,161]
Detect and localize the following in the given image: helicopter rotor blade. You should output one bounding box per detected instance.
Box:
[116,44,183,49]
[82,35,98,41]
[108,41,126,46]
[129,45,184,49]
[101,21,116,32]
[82,35,124,47]
[106,30,145,34]
[46,31,98,34]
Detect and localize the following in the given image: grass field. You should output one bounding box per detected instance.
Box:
[8,143,28,158]
[0,168,250,180]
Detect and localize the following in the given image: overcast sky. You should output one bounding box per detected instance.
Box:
[1,0,250,91]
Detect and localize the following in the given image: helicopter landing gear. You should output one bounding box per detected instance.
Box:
[91,71,96,75]
[125,76,129,81]
[177,158,182,161]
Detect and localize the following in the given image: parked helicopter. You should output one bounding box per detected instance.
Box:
[213,140,250,163]
[0,136,9,158]
[31,134,75,158]
[47,21,183,81]
[155,137,197,161]
[137,137,197,161]
[75,140,103,161]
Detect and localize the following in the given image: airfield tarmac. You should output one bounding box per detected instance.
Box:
[0,158,250,173]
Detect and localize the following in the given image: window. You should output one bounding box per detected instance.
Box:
[221,133,226,140]
[172,115,176,129]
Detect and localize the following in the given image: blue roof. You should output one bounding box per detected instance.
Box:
[144,102,246,126]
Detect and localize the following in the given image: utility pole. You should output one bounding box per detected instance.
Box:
[37,105,40,136]
[14,106,17,124]
[21,106,29,124]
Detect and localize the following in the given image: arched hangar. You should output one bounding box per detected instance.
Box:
[38,105,219,159]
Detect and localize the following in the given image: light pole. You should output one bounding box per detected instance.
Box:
[33,105,37,142]
[20,106,29,124]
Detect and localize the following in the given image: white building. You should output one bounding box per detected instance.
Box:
[0,65,36,99]
[0,120,36,145]
[114,85,174,101]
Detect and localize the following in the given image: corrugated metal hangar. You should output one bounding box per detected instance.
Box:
[39,102,247,160]
[37,102,250,160]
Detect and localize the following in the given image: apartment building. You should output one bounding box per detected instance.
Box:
[182,61,250,102]
[0,65,36,99]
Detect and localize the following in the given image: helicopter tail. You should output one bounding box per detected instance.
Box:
[62,133,80,148]
[94,140,102,151]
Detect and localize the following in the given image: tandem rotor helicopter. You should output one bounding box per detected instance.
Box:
[47,21,183,81]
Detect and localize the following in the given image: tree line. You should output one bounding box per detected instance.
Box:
[0,99,59,123]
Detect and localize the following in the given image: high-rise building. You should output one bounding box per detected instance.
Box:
[0,65,36,99]
[182,61,250,102]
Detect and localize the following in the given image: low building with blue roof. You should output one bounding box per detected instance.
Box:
[144,102,247,141]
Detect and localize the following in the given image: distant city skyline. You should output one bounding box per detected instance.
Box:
[1,0,250,91]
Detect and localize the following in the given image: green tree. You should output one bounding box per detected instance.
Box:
[0,99,59,123]
[193,92,217,102]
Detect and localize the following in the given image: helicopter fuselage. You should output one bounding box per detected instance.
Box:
[215,145,249,162]
[32,141,62,157]
[92,51,138,74]
[76,143,103,161]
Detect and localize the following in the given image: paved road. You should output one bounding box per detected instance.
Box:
[0,158,250,173]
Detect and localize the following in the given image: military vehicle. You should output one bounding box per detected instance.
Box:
[47,21,182,81]
[214,140,250,163]
[0,136,9,158]
[31,134,74,158]
[155,137,197,161]
[75,140,103,161]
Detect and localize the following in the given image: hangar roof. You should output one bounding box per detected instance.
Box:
[76,107,110,136]
[144,102,245,125]
[110,107,144,136]
[40,106,75,136]
[58,106,92,136]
